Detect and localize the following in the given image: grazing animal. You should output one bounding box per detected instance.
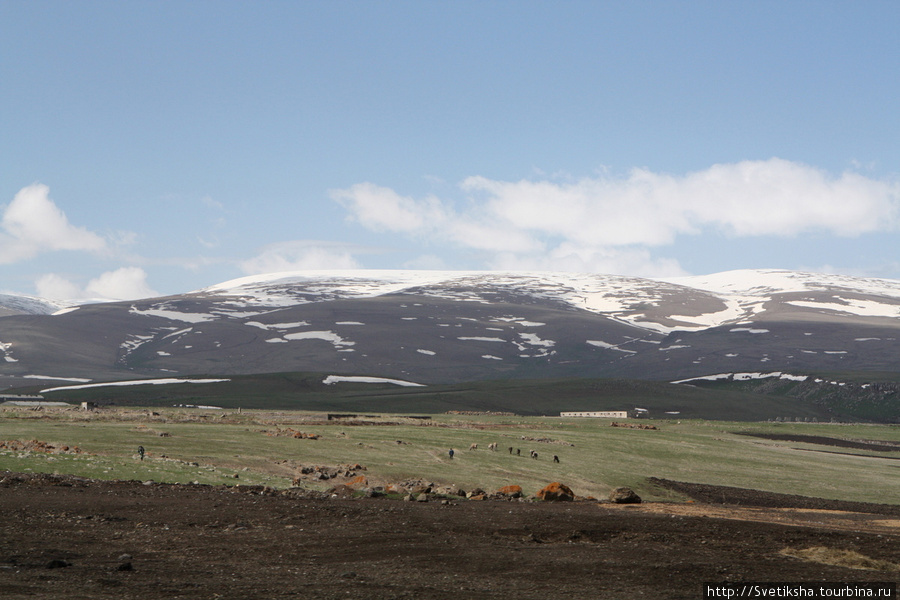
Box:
[488,442,497,451]
[508,447,513,454]
[553,455,559,463]
[530,450,538,459]
[516,449,521,456]
[469,443,478,450]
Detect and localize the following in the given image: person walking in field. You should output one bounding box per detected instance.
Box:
[138,446,145,461]
[448,448,454,459]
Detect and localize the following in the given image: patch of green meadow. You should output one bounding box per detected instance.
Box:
[1,406,898,503]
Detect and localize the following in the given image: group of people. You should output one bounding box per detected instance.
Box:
[448,446,559,463]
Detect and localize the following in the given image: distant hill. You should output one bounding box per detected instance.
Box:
[0,269,898,419]
[0,293,66,317]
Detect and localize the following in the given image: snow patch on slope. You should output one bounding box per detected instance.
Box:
[41,378,230,393]
[671,372,809,384]
[130,304,215,323]
[322,375,424,387]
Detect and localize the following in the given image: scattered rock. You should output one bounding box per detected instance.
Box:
[327,484,356,498]
[497,485,523,498]
[537,482,575,502]
[609,487,642,504]
[346,475,368,488]
[433,484,465,497]
[610,422,658,430]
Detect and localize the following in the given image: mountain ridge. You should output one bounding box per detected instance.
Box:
[0,269,897,402]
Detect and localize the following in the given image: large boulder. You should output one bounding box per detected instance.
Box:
[497,485,523,498]
[609,487,642,504]
[537,482,575,502]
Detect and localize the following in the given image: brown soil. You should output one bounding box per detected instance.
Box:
[2,472,899,600]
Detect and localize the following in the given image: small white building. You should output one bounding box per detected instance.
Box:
[560,410,631,419]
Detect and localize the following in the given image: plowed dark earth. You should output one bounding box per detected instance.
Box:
[1,472,898,599]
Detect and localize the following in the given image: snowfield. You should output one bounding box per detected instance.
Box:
[40,378,230,393]
[192,268,900,334]
[322,375,424,387]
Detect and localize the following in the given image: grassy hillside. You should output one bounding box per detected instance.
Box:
[2,405,899,504]
[21,371,856,422]
[682,370,900,423]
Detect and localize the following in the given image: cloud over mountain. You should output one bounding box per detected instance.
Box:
[36,267,158,302]
[332,158,900,275]
[239,241,362,274]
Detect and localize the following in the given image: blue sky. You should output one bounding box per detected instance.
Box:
[2,1,899,301]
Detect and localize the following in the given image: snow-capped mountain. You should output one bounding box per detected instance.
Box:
[0,269,897,390]
[0,293,68,317]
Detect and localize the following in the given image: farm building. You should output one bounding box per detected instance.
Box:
[1,394,70,408]
[560,410,633,419]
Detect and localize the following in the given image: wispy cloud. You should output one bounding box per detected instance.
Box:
[1,184,107,263]
[239,240,363,274]
[331,158,900,276]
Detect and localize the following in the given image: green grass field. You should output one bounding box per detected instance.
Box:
[2,404,899,504]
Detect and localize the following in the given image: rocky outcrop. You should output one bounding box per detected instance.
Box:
[496,485,523,498]
[609,487,641,504]
[537,482,575,502]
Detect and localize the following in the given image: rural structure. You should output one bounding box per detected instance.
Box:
[560,410,633,419]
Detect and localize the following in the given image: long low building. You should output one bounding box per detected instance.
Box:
[560,410,631,419]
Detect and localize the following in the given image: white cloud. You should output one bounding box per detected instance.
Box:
[1,184,107,263]
[36,267,158,302]
[201,195,224,211]
[85,267,158,300]
[675,159,898,237]
[332,158,900,275]
[330,183,447,234]
[35,273,83,301]
[487,244,687,278]
[239,241,362,274]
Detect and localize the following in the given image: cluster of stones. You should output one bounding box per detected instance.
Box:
[0,439,83,454]
[609,422,659,430]
[519,436,575,447]
[266,428,321,439]
[320,478,643,505]
[292,463,366,484]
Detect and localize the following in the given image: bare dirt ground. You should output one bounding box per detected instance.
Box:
[2,472,899,599]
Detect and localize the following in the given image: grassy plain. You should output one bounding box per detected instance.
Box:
[2,404,899,504]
